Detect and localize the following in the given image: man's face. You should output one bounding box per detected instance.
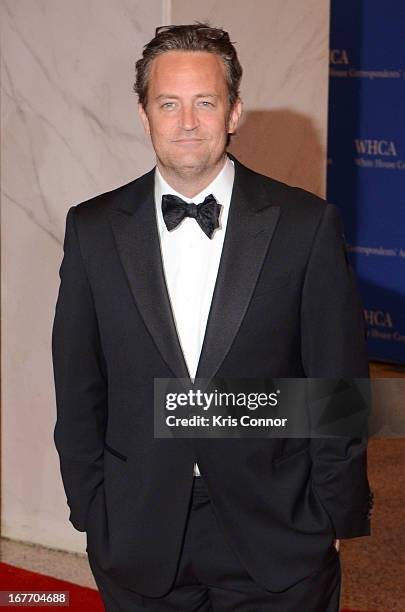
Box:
[138,51,242,179]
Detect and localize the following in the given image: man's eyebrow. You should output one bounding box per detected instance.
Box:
[154,93,219,100]
[155,94,178,100]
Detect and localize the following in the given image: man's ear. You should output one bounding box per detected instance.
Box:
[227,98,243,135]
[138,103,151,135]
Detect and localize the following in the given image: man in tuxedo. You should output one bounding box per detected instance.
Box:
[52,23,373,611]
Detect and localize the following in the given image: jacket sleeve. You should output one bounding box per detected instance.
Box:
[301,203,373,539]
[52,206,107,532]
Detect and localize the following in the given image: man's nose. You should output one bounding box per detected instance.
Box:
[179,105,199,131]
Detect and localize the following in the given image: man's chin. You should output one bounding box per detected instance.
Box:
[166,155,211,175]
[163,151,226,176]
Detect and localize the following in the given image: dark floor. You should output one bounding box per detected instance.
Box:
[341,438,405,611]
[340,362,405,612]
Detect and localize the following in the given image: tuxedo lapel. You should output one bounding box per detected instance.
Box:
[195,156,280,380]
[108,169,190,380]
[108,156,280,383]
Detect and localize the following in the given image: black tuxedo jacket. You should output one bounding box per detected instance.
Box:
[52,154,372,597]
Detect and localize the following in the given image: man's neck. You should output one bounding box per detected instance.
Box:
[157,155,227,199]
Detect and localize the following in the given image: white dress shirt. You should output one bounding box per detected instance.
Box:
[154,155,235,476]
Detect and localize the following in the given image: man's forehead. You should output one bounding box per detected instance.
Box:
[149,50,226,79]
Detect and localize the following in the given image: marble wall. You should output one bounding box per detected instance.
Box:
[1,0,330,553]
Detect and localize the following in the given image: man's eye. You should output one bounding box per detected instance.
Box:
[161,102,176,109]
[199,100,214,107]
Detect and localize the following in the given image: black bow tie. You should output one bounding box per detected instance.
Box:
[161,193,222,239]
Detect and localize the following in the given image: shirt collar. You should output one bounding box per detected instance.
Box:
[155,154,235,214]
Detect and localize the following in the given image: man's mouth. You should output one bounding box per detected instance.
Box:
[172,138,204,144]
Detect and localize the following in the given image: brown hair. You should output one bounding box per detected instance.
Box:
[134,22,243,110]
